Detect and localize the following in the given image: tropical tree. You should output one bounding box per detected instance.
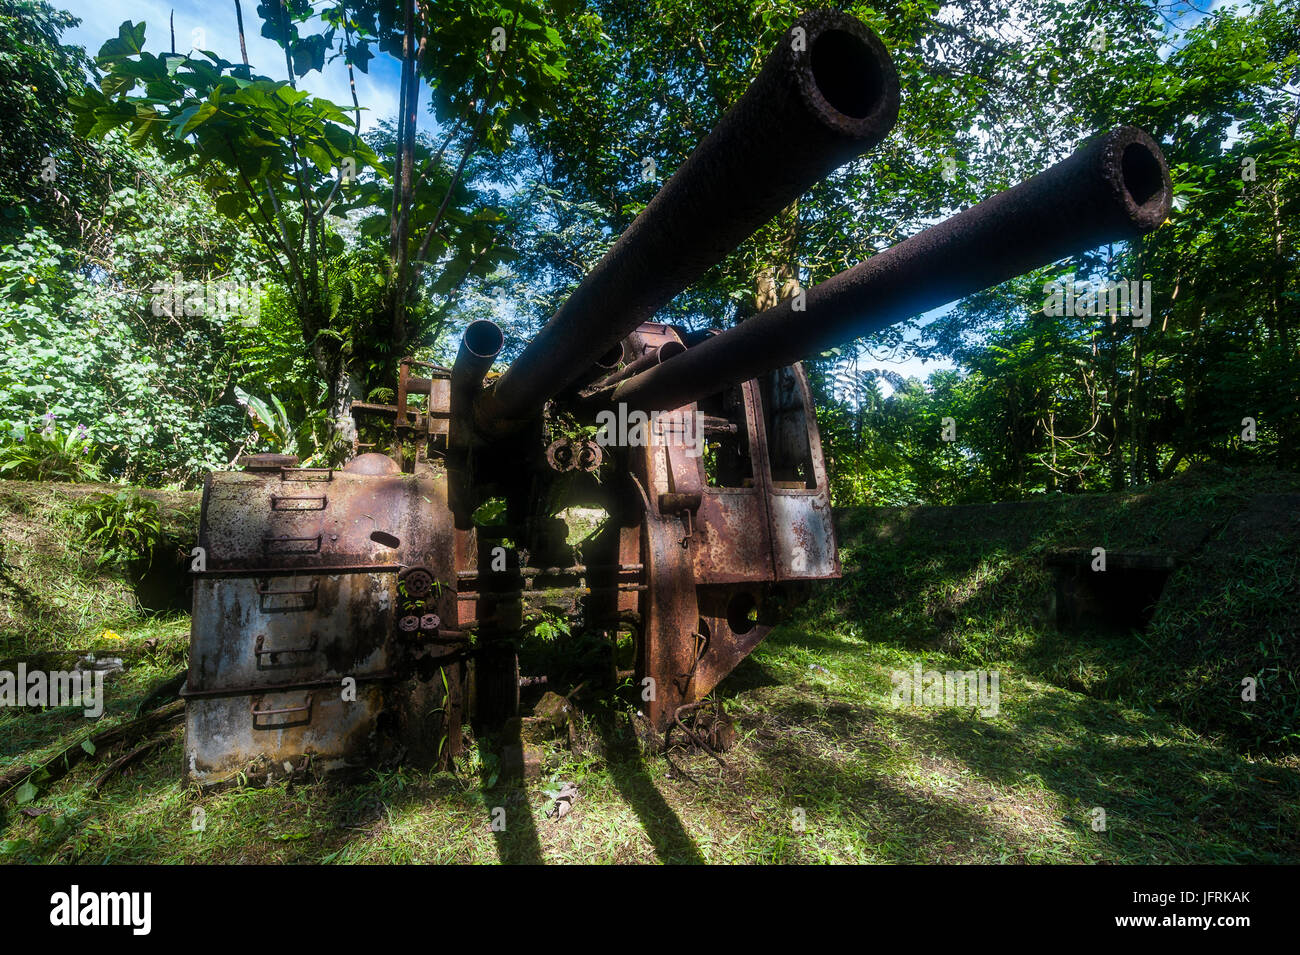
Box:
[71,0,582,439]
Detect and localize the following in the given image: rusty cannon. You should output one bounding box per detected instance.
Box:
[181,10,1171,785]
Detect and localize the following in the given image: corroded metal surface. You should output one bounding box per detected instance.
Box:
[662,394,764,582]
[693,584,773,700]
[629,358,836,721]
[184,449,461,785]
[636,495,701,728]
[188,572,395,693]
[185,684,386,783]
[197,468,438,573]
[758,366,839,579]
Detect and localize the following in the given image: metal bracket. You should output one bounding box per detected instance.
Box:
[256,579,319,612]
[254,632,318,664]
[262,533,322,555]
[271,494,328,511]
[280,467,334,482]
[250,692,315,729]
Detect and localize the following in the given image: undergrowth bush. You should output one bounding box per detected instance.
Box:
[73,491,166,567]
[0,417,102,481]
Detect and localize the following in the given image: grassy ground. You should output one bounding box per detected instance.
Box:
[2,621,1297,863]
[1,472,1297,864]
[825,464,1300,752]
[0,480,197,658]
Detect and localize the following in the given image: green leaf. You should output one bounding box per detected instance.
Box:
[213,192,248,218]
[169,102,218,138]
[349,40,373,73]
[97,20,147,63]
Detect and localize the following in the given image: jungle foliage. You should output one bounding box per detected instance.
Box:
[0,0,1295,502]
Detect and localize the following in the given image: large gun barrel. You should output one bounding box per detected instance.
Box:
[473,9,900,435]
[613,125,1173,412]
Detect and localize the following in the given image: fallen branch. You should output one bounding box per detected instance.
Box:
[91,738,166,792]
[0,700,183,803]
[135,670,187,716]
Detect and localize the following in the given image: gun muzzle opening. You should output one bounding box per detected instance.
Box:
[585,339,688,395]
[1123,143,1165,207]
[451,319,504,448]
[1123,142,1170,226]
[461,318,505,361]
[567,341,632,393]
[595,342,625,370]
[1098,126,1172,233]
[796,13,898,140]
[656,340,687,364]
[810,28,885,120]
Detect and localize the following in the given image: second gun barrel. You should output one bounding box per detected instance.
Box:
[614,125,1173,412]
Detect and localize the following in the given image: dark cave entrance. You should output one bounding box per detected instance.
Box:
[1047,551,1177,634]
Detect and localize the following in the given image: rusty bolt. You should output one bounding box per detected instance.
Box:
[576,440,602,472]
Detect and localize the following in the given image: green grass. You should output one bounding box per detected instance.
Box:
[0,480,198,658]
[824,464,1300,752]
[2,617,1297,864]
[1,471,1297,864]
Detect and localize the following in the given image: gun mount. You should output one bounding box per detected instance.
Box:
[182,11,1171,785]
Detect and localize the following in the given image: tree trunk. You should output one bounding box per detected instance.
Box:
[329,364,365,456]
[753,201,800,313]
[389,0,420,372]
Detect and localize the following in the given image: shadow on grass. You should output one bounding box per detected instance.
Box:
[477,729,545,865]
[741,714,1037,863]
[592,712,704,864]
[739,676,1300,863]
[718,652,786,695]
[918,690,1300,862]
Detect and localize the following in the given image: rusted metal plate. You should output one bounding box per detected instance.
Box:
[637,514,699,730]
[186,459,460,781]
[617,523,641,615]
[692,490,776,582]
[184,683,385,786]
[187,572,396,694]
[199,469,434,572]
[625,367,838,730]
[692,584,773,700]
[632,436,699,729]
[766,493,838,579]
[751,364,840,580]
[656,403,778,584]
